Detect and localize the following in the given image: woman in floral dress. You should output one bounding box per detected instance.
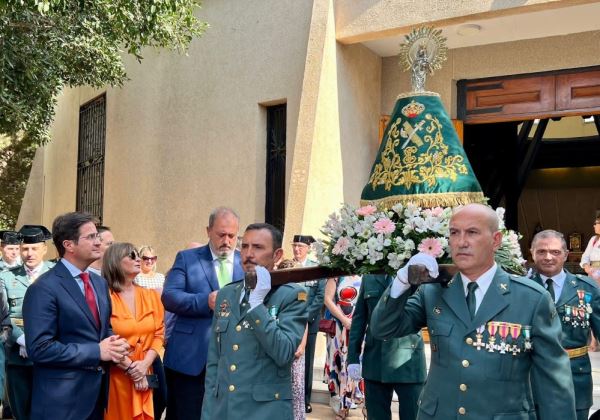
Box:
[323,275,364,419]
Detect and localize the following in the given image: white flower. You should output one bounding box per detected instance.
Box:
[387,252,405,270]
[404,239,415,251]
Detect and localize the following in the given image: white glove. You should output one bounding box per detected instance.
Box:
[19,345,27,358]
[390,252,439,298]
[248,266,272,310]
[347,363,361,381]
[16,334,25,347]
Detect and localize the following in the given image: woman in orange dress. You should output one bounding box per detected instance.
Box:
[102,242,165,420]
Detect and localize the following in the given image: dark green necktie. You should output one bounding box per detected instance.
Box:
[240,289,250,317]
[466,282,479,320]
[546,278,555,302]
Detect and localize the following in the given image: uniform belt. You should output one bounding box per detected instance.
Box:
[12,318,23,327]
[566,346,588,359]
[590,261,600,268]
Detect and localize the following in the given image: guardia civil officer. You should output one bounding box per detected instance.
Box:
[529,229,600,420]
[291,234,325,413]
[370,204,575,419]
[0,225,54,420]
[0,231,21,272]
[202,223,308,419]
[347,272,426,420]
[0,231,17,417]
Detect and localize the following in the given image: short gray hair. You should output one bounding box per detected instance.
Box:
[531,229,567,251]
[208,207,239,228]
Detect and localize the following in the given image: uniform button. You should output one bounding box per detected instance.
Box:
[236,325,242,332]
[459,384,467,391]
[255,319,260,325]
[458,407,466,415]
[232,344,239,351]
[229,385,235,392]
[274,393,279,399]
[465,337,473,345]
[230,365,237,372]
[462,360,470,368]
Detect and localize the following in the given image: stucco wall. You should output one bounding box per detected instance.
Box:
[381,30,600,117]
[283,0,381,250]
[335,0,596,43]
[21,0,313,266]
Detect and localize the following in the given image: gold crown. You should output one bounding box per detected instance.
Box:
[401,100,425,118]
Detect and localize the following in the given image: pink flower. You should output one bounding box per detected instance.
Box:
[430,207,444,217]
[418,237,443,258]
[332,237,351,255]
[356,205,377,216]
[373,218,396,234]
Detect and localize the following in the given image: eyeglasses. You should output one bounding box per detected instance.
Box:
[141,256,157,262]
[127,251,140,260]
[78,233,101,242]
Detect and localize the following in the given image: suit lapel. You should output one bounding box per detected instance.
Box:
[90,273,108,334]
[469,269,510,334]
[231,281,245,320]
[441,274,471,329]
[556,271,578,307]
[198,247,220,291]
[233,251,244,282]
[55,261,100,331]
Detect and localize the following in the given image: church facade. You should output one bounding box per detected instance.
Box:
[18,0,600,263]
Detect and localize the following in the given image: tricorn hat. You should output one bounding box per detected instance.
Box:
[18,225,52,244]
[292,235,316,245]
[0,231,22,245]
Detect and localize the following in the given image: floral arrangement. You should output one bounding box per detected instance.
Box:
[315,203,526,277]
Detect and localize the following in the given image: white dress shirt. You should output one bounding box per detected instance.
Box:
[461,263,497,314]
[538,269,566,303]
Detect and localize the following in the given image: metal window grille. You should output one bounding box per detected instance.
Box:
[265,104,286,233]
[76,94,106,223]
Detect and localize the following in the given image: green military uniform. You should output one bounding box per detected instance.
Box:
[371,267,576,420]
[348,274,426,420]
[531,270,600,420]
[0,261,54,420]
[202,280,308,419]
[299,258,325,407]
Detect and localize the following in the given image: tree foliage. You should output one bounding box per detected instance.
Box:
[0,0,207,226]
[0,135,37,229]
[1,0,207,145]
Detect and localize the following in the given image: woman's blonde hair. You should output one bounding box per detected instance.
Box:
[102,242,138,292]
[138,245,158,271]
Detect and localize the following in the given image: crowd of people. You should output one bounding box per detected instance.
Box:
[0,206,599,419]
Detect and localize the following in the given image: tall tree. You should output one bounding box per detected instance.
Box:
[0,0,207,227]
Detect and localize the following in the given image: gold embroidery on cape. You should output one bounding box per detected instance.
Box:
[368,113,468,191]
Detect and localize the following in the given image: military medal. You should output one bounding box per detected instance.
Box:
[486,322,498,352]
[498,322,509,354]
[564,306,571,322]
[473,325,485,350]
[585,292,593,314]
[523,326,532,351]
[268,305,279,320]
[509,323,521,356]
[577,289,585,305]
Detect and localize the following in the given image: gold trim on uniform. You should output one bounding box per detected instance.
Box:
[566,346,588,359]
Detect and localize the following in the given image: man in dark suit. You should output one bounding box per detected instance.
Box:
[371,204,575,419]
[1,225,54,420]
[291,234,324,414]
[22,212,130,420]
[529,229,600,420]
[162,207,244,419]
